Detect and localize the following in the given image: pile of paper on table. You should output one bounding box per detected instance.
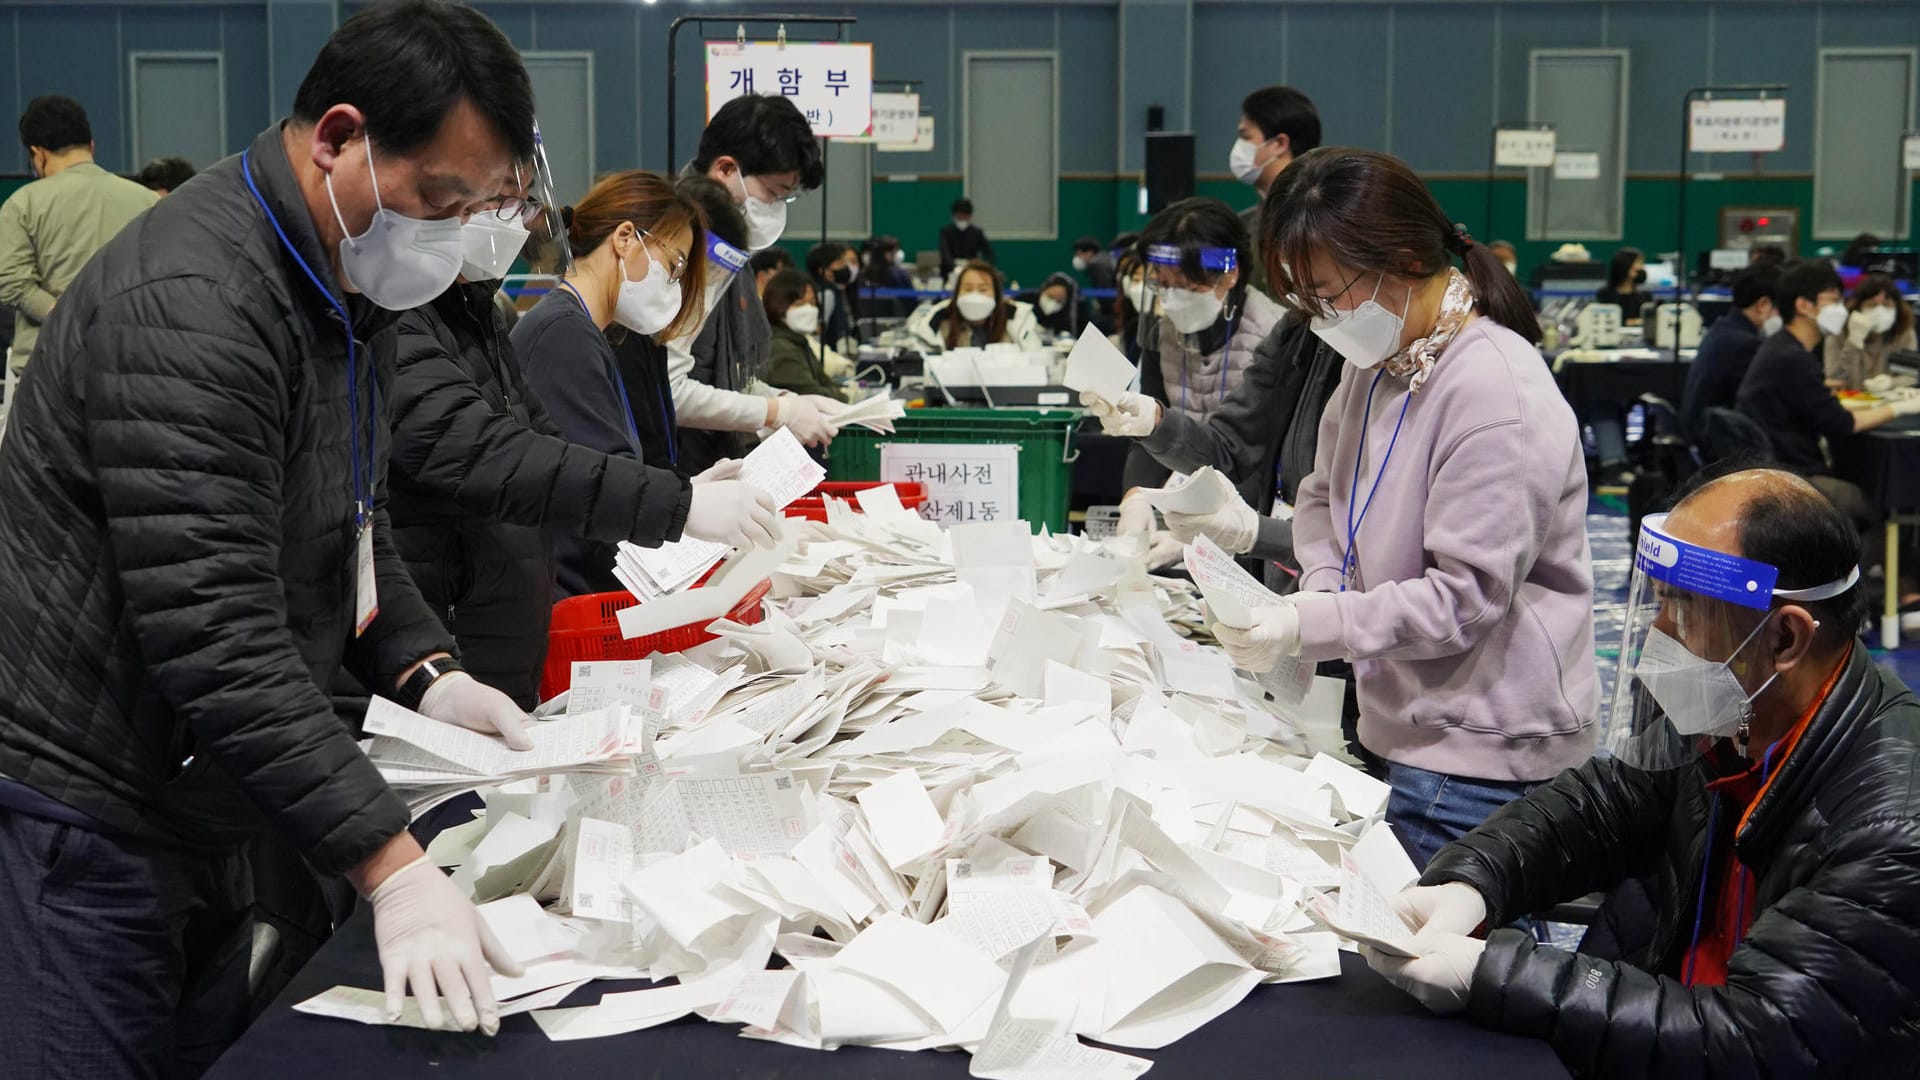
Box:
[318,489,1418,1078]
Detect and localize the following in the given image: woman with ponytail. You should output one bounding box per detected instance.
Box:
[1210,147,1597,868]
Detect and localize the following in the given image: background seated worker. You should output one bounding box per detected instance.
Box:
[1032,271,1084,339]
[1367,469,1920,1076]
[1824,271,1917,392]
[937,197,993,281]
[1595,245,1649,324]
[905,259,1042,352]
[761,268,848,403]
[1680,262,1780,445]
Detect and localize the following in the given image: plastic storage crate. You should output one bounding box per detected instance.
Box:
[784,481,928,523]
[823,407,1081,533]
[539,580,770,700]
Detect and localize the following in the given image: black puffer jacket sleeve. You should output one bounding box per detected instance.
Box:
[1466,817,1920,1077]
[388,309,692,546]
[83,278,408,874]
[1421,757,1681,926]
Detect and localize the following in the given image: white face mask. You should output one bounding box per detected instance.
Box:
[729,171,788,251]
[955,292,997,323]
[1310,276,1409,369]
[328,140,464,310]
[1228,137,1268,186]
[1038,295,1065,317]
[1761,313,1784,337]
[459,215,529,281]
[611,235,682,335]
[784,303,820,335]
[892,249,906,265]
[1501,260,1518,278]
[1869,305,1898,335]
[1816,301,1850,338]
[1160,285,1225,335]
[1071,255,1089,272]
[1125,277,1152,313]
[1631,619,1777,740]
[953,218,973,232]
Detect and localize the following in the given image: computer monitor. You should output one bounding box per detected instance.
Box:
[913,250,942,277]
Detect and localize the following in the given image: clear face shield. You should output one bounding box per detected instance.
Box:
[1604,513,1859,771]
[529,118,573,276]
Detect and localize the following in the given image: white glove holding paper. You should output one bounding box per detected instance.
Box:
[369,855,525,1033]
[1115,489,1180,571]
[1162,472,1261,555]
[772,395,840,447]
[691,458,743,484]
[1891,395,1920,418]
[419,671,533,751]
[1364,933,1487,1015]
[685,480,779,549]
[1390,883,1488,944]
[1078,390,1160,438]
[1214,601,1302,672]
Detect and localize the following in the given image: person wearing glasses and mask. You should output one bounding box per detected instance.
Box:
[511,169,778,599]
[1198,148,1597,868]
[907,260,1043,352]
[1370,470,1920,1076]
[1826,272,1917,391]
[668,94,840,473]
[0,2,554,1062]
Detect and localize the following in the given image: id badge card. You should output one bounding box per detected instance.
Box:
[354,519,379,636]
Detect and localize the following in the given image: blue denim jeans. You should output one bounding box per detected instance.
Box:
[1386,761,1534,871]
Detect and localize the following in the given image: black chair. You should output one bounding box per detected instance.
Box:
[1625,393,1699,542]
[1699,406,1774,470]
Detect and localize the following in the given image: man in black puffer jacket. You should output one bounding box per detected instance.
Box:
[379,269,692,708]
[0,4,544,1071]
[1368,468,1920,1077]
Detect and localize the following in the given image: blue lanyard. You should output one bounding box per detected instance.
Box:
[558,280,643,457]
[1341,369,1414,593]
[242,148,373,527]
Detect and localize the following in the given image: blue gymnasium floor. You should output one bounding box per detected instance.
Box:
[1586,494,1920,699]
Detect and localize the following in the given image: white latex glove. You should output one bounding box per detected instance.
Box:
[685,480,778,549]
[1847,308,1876,348]
[1214,601,1302,672]
[419,671,532,751]
[369,855,525,1033]
[773,394,839,447]
[1145,531,1184,571]
[822,351,856,378]
[1364,933,1487,1015]
[1116,488,1157,543]
[1162,474,1261,555]
[1391,883,1489,945]
[1864,373,1896,395]
[1078,389,1160,438]
[1891,395,1920,418]
[692,458,743,484]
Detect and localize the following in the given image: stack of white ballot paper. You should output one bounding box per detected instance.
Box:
[319,496,1422,1074]
[830,393,909,435]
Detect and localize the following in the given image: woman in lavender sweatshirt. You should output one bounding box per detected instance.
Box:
[1216,148,1598,868]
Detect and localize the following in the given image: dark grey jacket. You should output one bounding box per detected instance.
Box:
[1136,313,1344,592]
[0,127,453,874]
[679,270,768,474]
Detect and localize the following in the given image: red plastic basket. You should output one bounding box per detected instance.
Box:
[539,578,771,701]
[784,481,927,523]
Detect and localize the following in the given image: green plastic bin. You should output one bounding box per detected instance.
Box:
[824,407,1082,533]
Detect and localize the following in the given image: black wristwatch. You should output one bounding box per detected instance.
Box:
[396,655,464,711]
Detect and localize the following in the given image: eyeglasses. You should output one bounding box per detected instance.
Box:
[744,174,802,205]
[1285,267,1369,320]
[637,227,689,284]
[478,195,543,224]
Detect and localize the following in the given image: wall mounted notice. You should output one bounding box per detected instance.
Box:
[705,42,874,137]
[1493,127,1556,168]
[841,92,919,144]
[880,442,1019,527]
[879,115,936,153]
[1904,132,1920,172]
[1687,98,1786,154]
[1552,151,1601,181]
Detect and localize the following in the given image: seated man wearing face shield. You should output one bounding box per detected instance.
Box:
[1368,468,1920,1076]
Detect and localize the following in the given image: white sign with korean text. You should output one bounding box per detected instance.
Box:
[705,42,874,138]
[878,115,937,154]
[1905,133,1920,171]
[1494,127,1556,168]
[1553,151,1601,181]
[879,443,1019,527]
[841,92,919,144]
[1688,98,1786,154]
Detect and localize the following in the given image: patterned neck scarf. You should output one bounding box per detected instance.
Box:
[1382,267,1475,394]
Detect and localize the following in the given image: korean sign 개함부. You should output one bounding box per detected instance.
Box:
[880,443,1020,528]
[705,41,874,138]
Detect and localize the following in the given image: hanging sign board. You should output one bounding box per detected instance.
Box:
[880,443,1019,527]
[1553,152,1601,181]
[705,41,874,138]
[1904,132,1920,171]
[1687,98,1786,154]
[839,92,919,144]
[1493,127,1556,168]
[878,115,936,154]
